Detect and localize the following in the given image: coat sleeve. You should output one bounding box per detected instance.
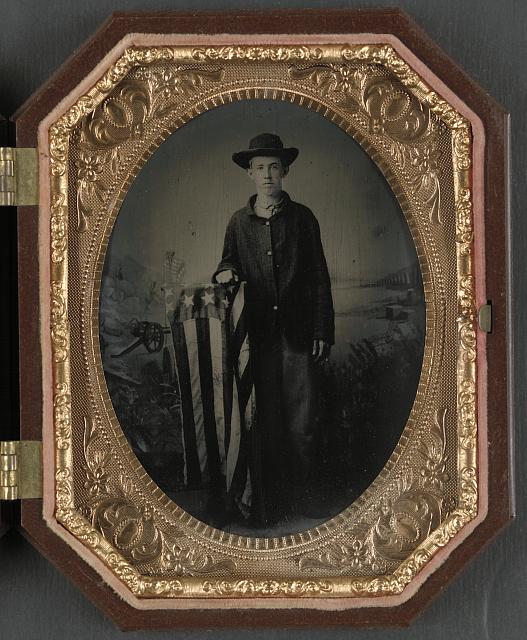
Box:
[212,215,241,282]
[306,212,335,345]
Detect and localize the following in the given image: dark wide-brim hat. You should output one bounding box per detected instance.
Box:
[232,133,299,169]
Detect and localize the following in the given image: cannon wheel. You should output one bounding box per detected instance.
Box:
[144,322,164,353]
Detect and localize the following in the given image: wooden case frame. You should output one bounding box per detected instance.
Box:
[13,9,512,629]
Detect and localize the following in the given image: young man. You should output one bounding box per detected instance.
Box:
[213,133,334,526]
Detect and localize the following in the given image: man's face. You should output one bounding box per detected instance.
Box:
[247,156,286,198]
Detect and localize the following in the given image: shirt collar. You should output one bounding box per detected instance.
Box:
[246,191,290,217]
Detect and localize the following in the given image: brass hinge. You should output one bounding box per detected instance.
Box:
[0,147,38,206]
[0,441,42,500]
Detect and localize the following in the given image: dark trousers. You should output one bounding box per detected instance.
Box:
[250,331,316,525]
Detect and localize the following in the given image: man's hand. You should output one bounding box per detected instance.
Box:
[215,269,238,285]
[312,339,330,363]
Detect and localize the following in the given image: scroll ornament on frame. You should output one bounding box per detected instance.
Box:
[74,66,224,230]
[289,59,442,223]
[81,417,236,577]
[298,408,448,573]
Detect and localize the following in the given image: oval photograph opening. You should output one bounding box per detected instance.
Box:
[99,99,426,537]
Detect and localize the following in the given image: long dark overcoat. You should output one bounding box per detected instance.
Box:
[214,192,335,348]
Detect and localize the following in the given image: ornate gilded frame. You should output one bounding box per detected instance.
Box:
[42,38,481,606]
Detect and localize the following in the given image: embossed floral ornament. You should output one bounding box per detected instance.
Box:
[289,62,443,221]
[456,187,474,250]
[53,382,71,450]
[346,538,372,569]
[148,66,224,117]
[289,63,360,111]
[202,579,333,596]
[192,45,322,61]
[50,281,68,363]
[419,456,448,492]
[75,150,107,230]
[333,64,356,93]
[290,63,357,94]
[408,143,442,223]
[83,417,110,495]
[416,407,449,492]
[152,68,181,98]
[75,150,104,182]
[150,66,224,101]
[160,541,235,576]
[410,144,438,174]
[298,530,387,575]
[50,193,67,263]
[84,456,111,498]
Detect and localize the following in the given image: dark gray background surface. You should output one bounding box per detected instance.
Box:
[0,0,524,637]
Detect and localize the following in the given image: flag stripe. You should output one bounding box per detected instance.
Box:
[222,320,233,458]
[238,333,250,368]
[237,363,254,412]
[226,283,252,498]
[171,322,201,487]
[231,284,245,329]
[209,319,226,472]
[196,317,222,482]
[184,321,208,479]
[226,380,241,490]
[230,317,248,360]
[230,404,249,493]
[171,282,253,510]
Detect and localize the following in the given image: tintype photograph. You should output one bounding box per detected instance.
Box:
[99,98,425,537]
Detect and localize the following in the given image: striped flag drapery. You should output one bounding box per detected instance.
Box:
[170,282,254,508]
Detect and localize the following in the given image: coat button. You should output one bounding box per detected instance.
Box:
[267,250,272,256]
[273,305,278,310]
[265,221,270,226]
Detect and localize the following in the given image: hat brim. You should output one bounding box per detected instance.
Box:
[232,147,299,169]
